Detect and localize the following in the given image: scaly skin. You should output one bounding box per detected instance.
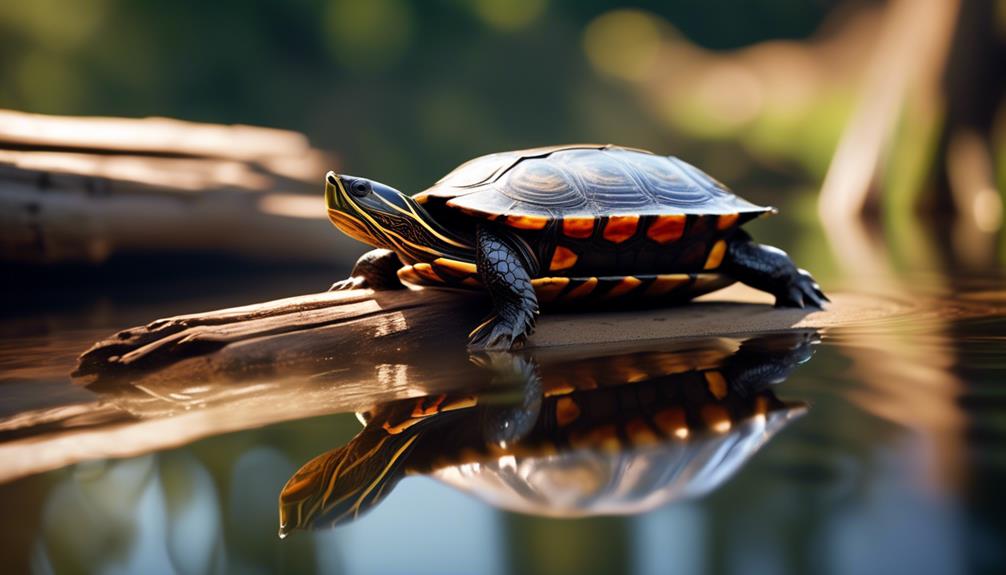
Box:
[322,151,831,353]
[469,226,539,351]
[723,231,828,308]
[329,249,405,291]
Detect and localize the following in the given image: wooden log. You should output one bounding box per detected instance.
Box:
[73,284,916,391]
[0,110,321,163]
[0,283,949,483]
[0,109,351,265]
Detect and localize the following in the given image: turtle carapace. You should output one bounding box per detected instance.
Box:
[326,145,827,350]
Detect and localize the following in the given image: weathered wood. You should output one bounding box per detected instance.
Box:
[73,284,917,389]
[73,288,488,385]
[0,108,352,265]
[0,109,319,162]
[0,283,956,484]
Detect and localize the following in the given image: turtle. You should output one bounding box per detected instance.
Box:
[325,144,827,351]
[277,331,815,533]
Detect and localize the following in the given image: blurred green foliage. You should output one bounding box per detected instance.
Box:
[0,0,834,193]
[4,0,1000,272]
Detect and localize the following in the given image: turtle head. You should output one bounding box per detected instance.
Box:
[277,425,419,537]
[325,171,472,262]
[325,172,410,250]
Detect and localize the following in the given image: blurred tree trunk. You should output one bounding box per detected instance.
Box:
[933,0,1006,213]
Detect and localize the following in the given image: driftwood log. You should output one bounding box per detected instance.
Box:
[68,283,917,421]
[0,283,933,483]
[0,109,355,265]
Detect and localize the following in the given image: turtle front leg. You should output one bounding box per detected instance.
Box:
[721,331,819,394]
[470,352,543,446]
[723,231,829,308]
[469,226,539,351]
[329,249,405,291]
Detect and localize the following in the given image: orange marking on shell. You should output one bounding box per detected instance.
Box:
[703,240,727,270]
[602,215,639,243]
[625,418,659,445]
[506,214,549,230]
[461,277,483,287]
[451,204,502,221]
[433,257,477,277]
[382,417,421,435]
[454,205,487,218]
[412,394,446,417]
[595,426,622,452]
[602,276,642,299]
[535,443,558,457]
[717,213,739,230]
[645,274,690,296]
[693,273,732,292]
[459,447,485,461]
[704,371,728,400]
[555,397,581,427]
[441,396,477,411]
[562,217,595,239]
[564,277,598,299]
[549,246,578,271]
[532,277,571,303]
[396,266,422,284]
[701,404,731,432]
[568,424,620,451]
[647,214,686,244]
[625,368,649,383]
[653,407,687,435]
[413,262,444,282]
[543,381,576,397]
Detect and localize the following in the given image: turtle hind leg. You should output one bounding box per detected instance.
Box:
[329,249,405,291]
[469,226,539,351]
[723,231,829,308]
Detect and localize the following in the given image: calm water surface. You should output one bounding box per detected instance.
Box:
[1,251,1004,575]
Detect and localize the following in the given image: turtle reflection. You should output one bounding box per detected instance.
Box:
[278,331,816,536]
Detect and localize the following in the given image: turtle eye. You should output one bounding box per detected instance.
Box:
[350,181,371,197]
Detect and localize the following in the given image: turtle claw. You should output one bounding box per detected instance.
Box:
[467,311,534,352]
[775,269,828,309]
[468,315,524,352]
[329,249,405,292]
[328,276,366,292]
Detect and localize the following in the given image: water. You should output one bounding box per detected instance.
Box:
[1,234,1005,574]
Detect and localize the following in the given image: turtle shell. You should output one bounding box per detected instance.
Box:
[431,399,802,518]
[413,144,772,278]
[413,144,772,223]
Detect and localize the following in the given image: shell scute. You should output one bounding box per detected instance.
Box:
[502,158,582,210]
[416,145,771,224]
